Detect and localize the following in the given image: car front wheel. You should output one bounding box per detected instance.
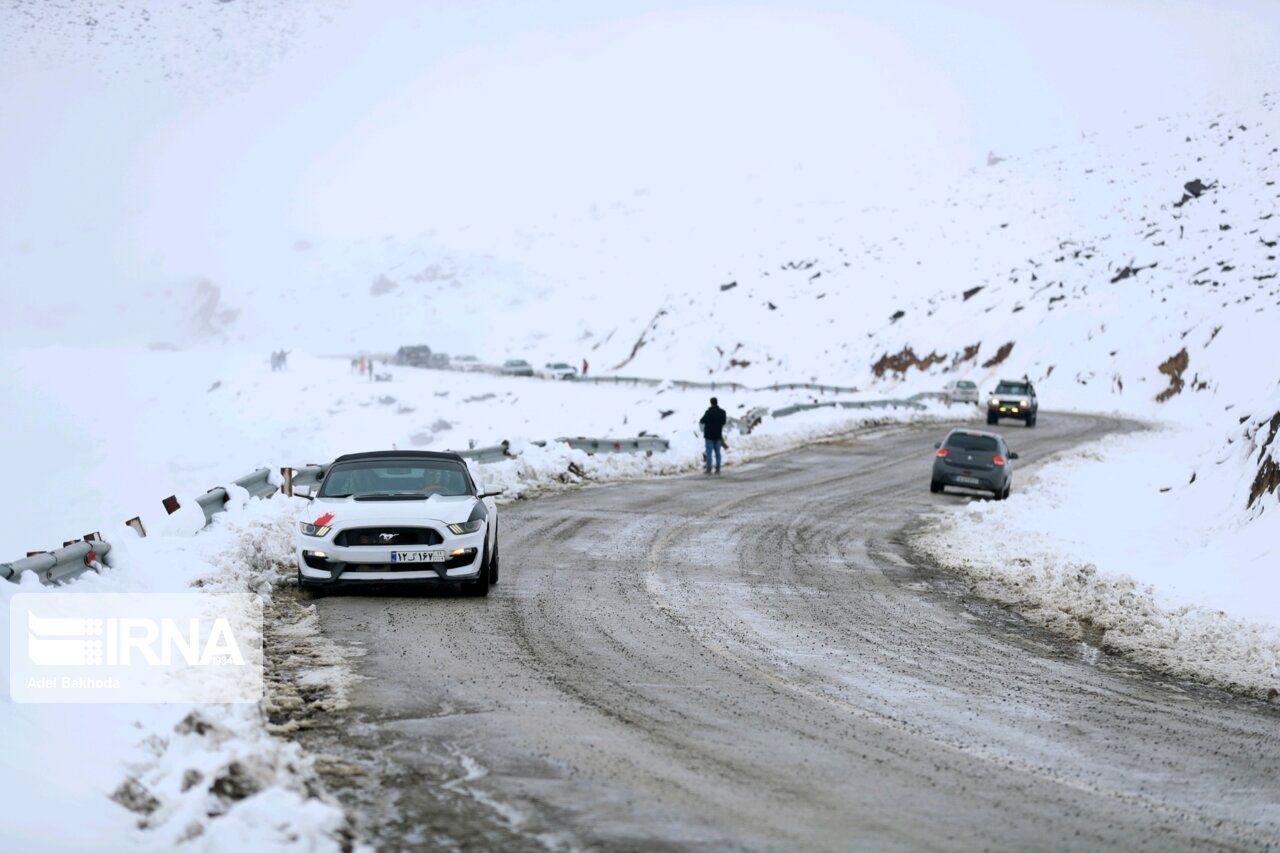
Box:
[462,542,492,597]
[986,412,998,425]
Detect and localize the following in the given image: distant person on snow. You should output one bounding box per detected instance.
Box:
[582,358,589,377]
[700,397,728,475]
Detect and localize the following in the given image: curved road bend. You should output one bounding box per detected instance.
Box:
[294,412,1280,850]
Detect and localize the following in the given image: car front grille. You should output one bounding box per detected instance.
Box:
[335,527,443,547]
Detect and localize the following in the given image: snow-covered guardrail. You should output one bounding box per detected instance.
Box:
[771,395,930,418]
[0,539,112,584]
[558,436,671,454]
[575,376,664,388]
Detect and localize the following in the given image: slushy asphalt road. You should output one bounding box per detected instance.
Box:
[296,412,1280,850]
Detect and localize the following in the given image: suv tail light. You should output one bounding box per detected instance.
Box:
[992,455,1006,466]
[936,448,948,458]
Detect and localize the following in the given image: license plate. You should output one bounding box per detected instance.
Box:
[955,476,981,485]
[390,550,446,563]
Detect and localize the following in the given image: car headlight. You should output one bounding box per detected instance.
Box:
[988,397,999,407]
[299,522,331,537]
[1020,398,1030,407]
[448,520,484,535]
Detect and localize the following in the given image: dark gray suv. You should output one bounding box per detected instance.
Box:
[930,429,1019,500]
[987,379,1038,427]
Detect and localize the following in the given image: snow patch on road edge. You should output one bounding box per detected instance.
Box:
[912,429,1280,701]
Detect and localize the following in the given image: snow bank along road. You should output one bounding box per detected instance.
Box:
[296,412,1280,850]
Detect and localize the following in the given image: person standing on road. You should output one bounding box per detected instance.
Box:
[700,397,727,475]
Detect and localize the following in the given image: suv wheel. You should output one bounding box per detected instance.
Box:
[1026,414,1037,427]
[489,536,500,586]
[930,479,943,494]
[986,412,998,425]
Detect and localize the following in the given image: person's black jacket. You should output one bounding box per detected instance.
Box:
[700,405,727,441]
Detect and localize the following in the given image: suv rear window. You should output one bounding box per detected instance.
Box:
[946,433,999,452]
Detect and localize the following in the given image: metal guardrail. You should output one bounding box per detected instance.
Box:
[557,436,671,454]
[0,540,112,584]
[771,395,932,418]
[758,382,862,394]
[575,376,663,388]
[455,443,515,464]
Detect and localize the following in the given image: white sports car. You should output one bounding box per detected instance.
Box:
[296,451,501,595]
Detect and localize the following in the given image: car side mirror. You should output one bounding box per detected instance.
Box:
[934,441,941,449]
[479,490,505,499]
[1008,451,1020,460]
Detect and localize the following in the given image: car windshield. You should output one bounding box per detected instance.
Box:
[945,433,999,452]
[320,460,472,497]
[957,381,976,388]
[995,382,1030,395]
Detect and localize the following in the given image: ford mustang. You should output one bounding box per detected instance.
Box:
[296,450,501,595]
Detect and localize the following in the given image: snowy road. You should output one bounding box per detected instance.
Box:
[297,412,1280,850]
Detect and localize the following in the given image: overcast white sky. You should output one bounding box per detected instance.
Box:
[2,0,1278,341]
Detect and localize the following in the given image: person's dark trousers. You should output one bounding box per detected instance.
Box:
[705,439,722,473]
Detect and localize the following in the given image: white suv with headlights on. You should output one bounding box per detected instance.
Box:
[296,451,501,596]
[986,379,1038,427]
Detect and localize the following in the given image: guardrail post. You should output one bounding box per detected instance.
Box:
[281,467,294,497]
[163,495,180,515]
[125,517,147,538]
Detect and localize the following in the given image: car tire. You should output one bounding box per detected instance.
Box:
[489,535,500,586]
[1027,414,1037,427]
[986,413,998,425]
[462,542,492,597]
[930,479,943,494]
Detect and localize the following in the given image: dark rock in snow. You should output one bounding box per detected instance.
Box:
[719,281,738,291]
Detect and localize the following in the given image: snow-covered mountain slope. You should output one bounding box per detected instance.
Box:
[135,89,1278,418]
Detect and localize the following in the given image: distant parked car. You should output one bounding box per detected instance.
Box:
[544,362,579,380]
[393,345,434,367]
[426,352,451,369]
[987,379,1039,427]
[452,355,481,372]
[943,379,979,405]
[501,359,534,377]
[930,428,1019,500]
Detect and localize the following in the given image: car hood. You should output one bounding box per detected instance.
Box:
[305,494,479,527]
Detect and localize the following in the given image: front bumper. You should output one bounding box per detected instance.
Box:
[296,527,486,585]
[989,401,1031,418]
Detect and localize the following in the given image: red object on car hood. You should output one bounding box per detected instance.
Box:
[312,512,335,527]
